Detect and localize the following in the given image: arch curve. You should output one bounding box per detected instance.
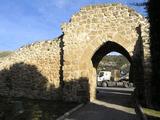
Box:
[91,41,132,68]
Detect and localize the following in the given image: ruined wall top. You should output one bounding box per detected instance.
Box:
[0,37,61,66]
[61,3,147,32]
[60,3,149,58]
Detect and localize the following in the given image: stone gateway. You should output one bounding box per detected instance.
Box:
[0,4,151,103]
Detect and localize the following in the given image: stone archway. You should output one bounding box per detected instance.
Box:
[91,41,133,100]
[62,3,151,102]
[91,41,132,69]
[0,3,151,103]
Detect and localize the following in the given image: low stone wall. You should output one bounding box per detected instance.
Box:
[0,38,61,100]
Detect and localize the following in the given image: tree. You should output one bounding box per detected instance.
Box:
[147,0,160,108]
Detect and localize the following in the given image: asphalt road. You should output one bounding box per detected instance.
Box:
[65,87,139,120]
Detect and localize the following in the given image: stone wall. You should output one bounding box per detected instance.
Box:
[0,3,151,103]
[0,38,61,100]
[61,3,150,102]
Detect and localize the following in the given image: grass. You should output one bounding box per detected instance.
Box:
[143,107,160,118]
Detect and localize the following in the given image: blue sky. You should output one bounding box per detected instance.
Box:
[0,0,146,51]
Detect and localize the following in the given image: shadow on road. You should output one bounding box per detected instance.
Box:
[66,87,139,120]
[96,87,135,108]
[67,100,138,120]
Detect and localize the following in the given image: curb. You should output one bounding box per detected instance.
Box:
[132,91,147,120]
[135,100,147,120]
[56,103,84,120]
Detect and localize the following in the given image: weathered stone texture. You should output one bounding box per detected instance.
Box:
[61,3,150,101]
[0,3,151,102]
[0,38,61,100]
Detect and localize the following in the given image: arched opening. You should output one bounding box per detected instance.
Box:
[96,52,131,88]
[91,41,133,84]
[91,41,135,108]
[92,41,132,69]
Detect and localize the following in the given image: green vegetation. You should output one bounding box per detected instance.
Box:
[97,55,130,73]
[0,51,13,58]
[143,107,160,118]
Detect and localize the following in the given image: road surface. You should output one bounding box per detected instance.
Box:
[65,87,139,120]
